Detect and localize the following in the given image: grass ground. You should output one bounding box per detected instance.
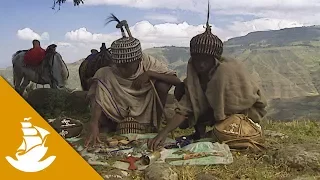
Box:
[88,119,320,180]
[32,91,320,180]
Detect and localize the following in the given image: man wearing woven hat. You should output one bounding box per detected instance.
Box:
[148,4,267,151]
[85,14,181,146]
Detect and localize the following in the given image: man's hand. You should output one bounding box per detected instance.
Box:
[84,121,102,148]
[147,131,168,151]
[131,71,150,90]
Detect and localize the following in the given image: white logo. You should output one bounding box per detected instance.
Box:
[5,117,56,172]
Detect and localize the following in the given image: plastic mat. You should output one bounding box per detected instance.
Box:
[74,133,233,170]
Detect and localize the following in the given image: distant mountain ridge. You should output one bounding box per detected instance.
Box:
[145,26,320,100]
[225,25,320,47]
[1,25,320,100]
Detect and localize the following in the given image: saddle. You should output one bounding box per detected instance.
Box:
[85,49,113,78]
[15,50,28,55]
[23,46,57,82]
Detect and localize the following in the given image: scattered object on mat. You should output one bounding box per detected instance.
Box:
[172,150,192,155]
[129,139,143,147]
[119,145,133,150]
[49,117,83,138]
[117,117,145,134]
[127,134,138,141]
[93,146,132,154]
[163,142,234,166]
[141,151,161,165]
[65,137,82,142]
[112,135,130,141]
[165,152,224,162]
[120,155,141,170]
[165,136,191,149]
[79,135,233,170]
[184,152,224,159]
[106,136,132,147]
[108,140,119,147]
[119,140,130,145]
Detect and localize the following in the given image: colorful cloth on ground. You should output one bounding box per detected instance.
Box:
[24,47,46,66]
[175,57,267,127]
[87,53,176,127]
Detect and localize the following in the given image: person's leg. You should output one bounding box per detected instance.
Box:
[178,108,214,140]
[193,108,214,139]
[89,98,117,133]
[154,81,172,121]
[98,114,118,133]
[174,82,185,102]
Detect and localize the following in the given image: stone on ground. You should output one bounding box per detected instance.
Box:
[264,130,289,139]
[272,143,320,171]
[144,163,178,180]
[104,169,130,180]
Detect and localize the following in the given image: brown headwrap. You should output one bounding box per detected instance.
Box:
[106,14,142,64]
[190,1,223,58]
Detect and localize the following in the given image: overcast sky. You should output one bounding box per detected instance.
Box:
[1,0,319,68]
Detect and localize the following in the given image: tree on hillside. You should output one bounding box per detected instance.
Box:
[52,0,84,10]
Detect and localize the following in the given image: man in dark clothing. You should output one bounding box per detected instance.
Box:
[148,5,267,151]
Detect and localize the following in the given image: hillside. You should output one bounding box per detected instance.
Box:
[1,25,320,99]
[266,95,320,121]
[145,26,320,100]
[225,25,320,47]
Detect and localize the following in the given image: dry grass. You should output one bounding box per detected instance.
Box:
[54,105,320,180]
[166,119,320,180]
[93,119,320,180]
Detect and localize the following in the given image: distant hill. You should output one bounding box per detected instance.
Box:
[1,25,320,100]
[225,25,320,47]
[266,95,320,121]
[145,26,320,100]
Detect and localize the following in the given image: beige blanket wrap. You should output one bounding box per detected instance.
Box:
[176,58,267,127]
[87,53,176,127]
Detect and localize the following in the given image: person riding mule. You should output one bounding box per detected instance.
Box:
[79,43,113,91]
[12,44,69,95]
[85,49,99,61]
[22,44,58,83]
[24,40,46,66]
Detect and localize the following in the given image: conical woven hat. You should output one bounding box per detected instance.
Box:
[190,2,223,58]
[106,14,142,64]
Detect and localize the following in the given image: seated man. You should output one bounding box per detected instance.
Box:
[148,14,267,150]
[24,39,46,66]
[85,17,181,147]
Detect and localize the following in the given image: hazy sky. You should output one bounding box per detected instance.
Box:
[2,0,320,68]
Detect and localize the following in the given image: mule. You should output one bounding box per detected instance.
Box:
[12,47,69,95]
[79,48,113,91]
